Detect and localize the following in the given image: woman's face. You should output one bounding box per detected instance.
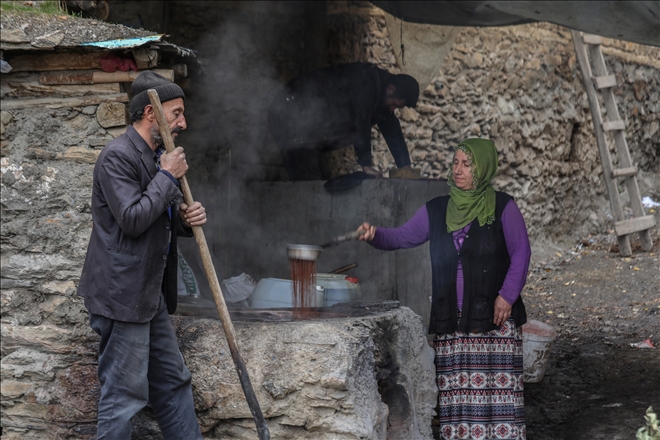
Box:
[452,150,474,190]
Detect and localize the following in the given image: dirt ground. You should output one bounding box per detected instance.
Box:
[523,227,660,440]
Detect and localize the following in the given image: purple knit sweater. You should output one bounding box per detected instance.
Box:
[370,199,531,309]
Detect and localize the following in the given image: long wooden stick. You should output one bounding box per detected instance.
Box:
[147,89,270,440]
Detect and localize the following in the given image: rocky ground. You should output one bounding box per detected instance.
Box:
[523,226,660,440]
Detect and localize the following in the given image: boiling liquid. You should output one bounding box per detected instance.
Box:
[288,257,317,319]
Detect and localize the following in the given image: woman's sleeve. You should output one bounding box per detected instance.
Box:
[499,199,532,305]
[370,205,430,250]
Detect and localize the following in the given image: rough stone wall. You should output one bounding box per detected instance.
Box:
[1,105,101,439]
[326,4,660,244]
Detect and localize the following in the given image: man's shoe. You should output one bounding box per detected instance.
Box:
[389,166,420,179]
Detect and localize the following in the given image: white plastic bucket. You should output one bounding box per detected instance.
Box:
[522,320,557,383]
[316,273,361,306]
[250,278,323,309]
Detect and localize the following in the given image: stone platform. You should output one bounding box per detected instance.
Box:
[154,300,438,439]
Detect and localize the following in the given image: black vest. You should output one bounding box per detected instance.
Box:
[426,191,527,334]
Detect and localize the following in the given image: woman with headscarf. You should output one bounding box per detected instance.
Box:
[359,138,531,440]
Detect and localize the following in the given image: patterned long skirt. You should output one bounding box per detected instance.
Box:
[433,318,526,440]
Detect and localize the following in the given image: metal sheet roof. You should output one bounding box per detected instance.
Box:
[79,35,165,49]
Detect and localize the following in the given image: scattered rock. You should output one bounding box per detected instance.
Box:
[30,30,65,48]
[1,28,30,43]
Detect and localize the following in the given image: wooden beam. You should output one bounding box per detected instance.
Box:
[39,69,175,85]
[593,74,617,90]
[1,75,120,99]
[38,70,94,85]
[7,52,107,72]
[2,93,129,110]
[602,120,625,131]
[582,34,603,45]
[614,216,656,237]
[93,69,174,83]
[611,166,638,178]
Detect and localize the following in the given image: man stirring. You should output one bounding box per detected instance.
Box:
[78,71,206,439]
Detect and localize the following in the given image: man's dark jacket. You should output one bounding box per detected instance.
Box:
[426,191,527,335]
[267,62,409,168]
[77,126,191,323]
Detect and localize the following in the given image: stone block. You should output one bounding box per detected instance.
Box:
[2,324,75,355]
[1,381,31,399]
[31,30,65,48]
[1,29,29,43]
[60,147,101,164]
[399,107,420,122]
[166,303,436,439]
[106,126,127,138]
[39,281,76,295]
[96,102,127,128]
[1,109,13,124]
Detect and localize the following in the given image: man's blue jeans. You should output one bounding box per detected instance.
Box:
[90,295,202,440]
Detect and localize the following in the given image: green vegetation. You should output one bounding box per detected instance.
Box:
[637,407,660,440]
[0,1,67,15]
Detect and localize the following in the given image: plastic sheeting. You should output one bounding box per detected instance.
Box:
[371,1,660,47]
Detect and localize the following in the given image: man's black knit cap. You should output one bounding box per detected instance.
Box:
[130,71,185,114]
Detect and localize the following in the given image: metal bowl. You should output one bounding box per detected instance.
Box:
[287,244,323,261]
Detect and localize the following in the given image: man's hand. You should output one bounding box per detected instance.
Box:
[179,201,207,227]
[493,295,512,326]
[160,146,188,179]
[357,222,376,242]
[362,166,383,178]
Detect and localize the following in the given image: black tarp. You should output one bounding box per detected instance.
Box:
[371,1,660,47]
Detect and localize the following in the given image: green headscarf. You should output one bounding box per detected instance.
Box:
[446,138,498,232]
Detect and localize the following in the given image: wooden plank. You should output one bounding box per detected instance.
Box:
[38,70,94,85]
[6,52,108,72]
[93,69,174,83]
[1,75,120,99]
[602,120,625,131]
[583,34,603,45]
[1,93,129,110]
[611,166,638,178]
[39,69,174,85]
[615,216,657,237]
[593,74,617,90]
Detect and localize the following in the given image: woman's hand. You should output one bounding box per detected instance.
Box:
[357,222,376,242]
[493,295,512,326]
[179,201,207,227]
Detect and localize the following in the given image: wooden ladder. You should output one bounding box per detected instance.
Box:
[571,30,656,256]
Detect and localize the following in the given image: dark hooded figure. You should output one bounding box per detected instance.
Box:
[267,62,420,181]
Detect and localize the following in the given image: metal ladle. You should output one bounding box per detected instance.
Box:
[287,228,364,262]
[286,244,324,261]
